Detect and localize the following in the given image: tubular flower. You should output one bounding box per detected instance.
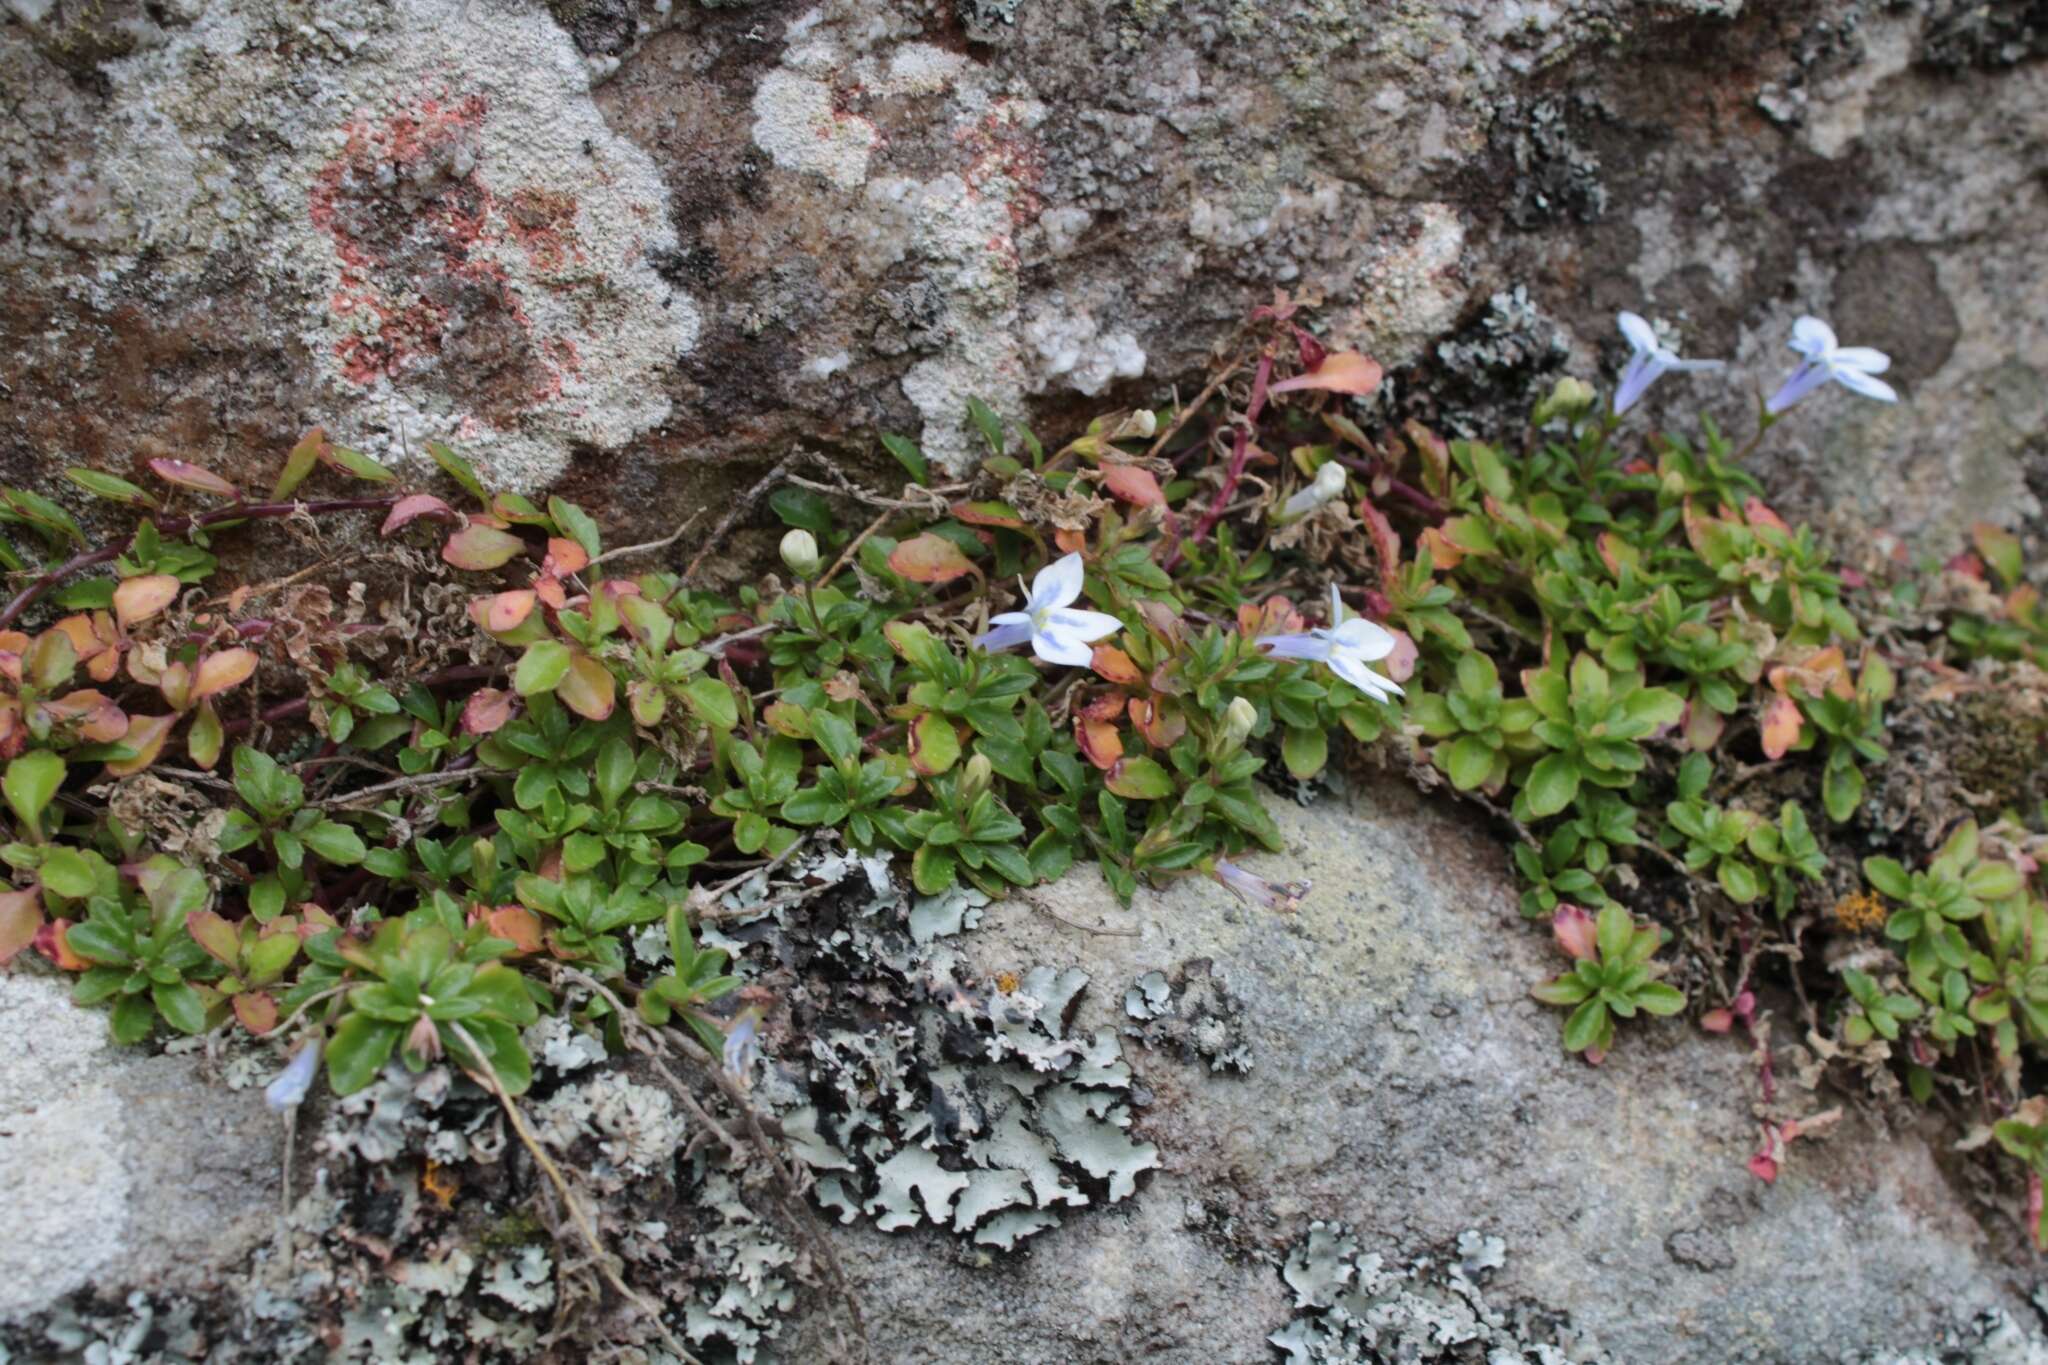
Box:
[264,1038,323,1112]
[723,1005,764,1089]
[975,552,1123,666]
[1765,316,1897,414]
[1211,858,1310,913]
[1255,584,1404,703]
[1613,311,1723,415]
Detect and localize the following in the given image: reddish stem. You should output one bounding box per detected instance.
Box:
[0,495,402,631]
[1170,353,1275,570]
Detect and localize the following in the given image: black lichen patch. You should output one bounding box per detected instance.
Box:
[1123,959,1254,1075]
[1491,96,1609,232]
[1921,0,2048,70]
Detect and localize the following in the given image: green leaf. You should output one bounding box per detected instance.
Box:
[1281,726,1328,780]
[39,846,96,899]
[683,677,739,731]
[4,751,65,837]
[111,994,155,1045]
[1531,974,1591,1005]
[303,820,367,866]
[1633,981,1686,1015]
[1716,859,1761,905]
[1862,856,1911,900]
[322,444,396,483]
[1442,735,1496,792]
[152,980,207,1035]
[769,486,834,536]
[547,498,603,560]
[1822,760,1864,824]
[880,433,930,487]
[514,640,572,696]
[781,787,850,826]
[66,467,158,509]
[428,441,490,505]
[808,710,861,771]
[1521,753,1580,818]
[965,397,1006,457]
[1105,756,1175,800]
[1561,998,1610,1053]
[328,1013,402,1095]
[596,737,636,809]
[912,843,957,895]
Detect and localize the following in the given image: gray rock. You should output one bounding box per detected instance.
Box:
[798,783,2032,1363]
[0,972,279,1323]
[1,0,2042,551]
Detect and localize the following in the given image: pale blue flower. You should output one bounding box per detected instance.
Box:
[975,552,1123,666]
[723,1007,762,1089]
[1613,311,1723,415]
[1256,585,1403,703]
[1766,316,1897,414]
[1211,858,1310,913]
[264,1039,322,1112]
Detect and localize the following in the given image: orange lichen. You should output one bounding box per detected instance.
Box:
[1831,890,1887,933]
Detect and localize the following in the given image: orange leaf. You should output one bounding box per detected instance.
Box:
[381,493,456,535]
[543,537,590,577]
[1269,351,1383,397]
[1090,645,1144,685]
[462,688,517,735]
[1744,498,1790,533]
[951,500,1027,530]
[557,653,615,720]
[1077,715,1124,770]
[1053,528,1088,555]
[1101,464,1165,507]
[194,648,258,699]
[1760,694,1803,760]
[0,888,43,967]
[480,905,544,955]
[186,909,241,968]
[113,574,180,629]
[148,458,241,499]
[45,690,127,743]
[1130,695,1187,750]
[233,992,279,1034]
[475,589,538,635]
[104,713,176,777]
[35,918,89,971]
[887,533,977,584]
[442,524,527,571]
[533,576,568,609]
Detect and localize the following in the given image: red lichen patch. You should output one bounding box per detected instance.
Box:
[306,92,587,429]
[956,99,1046,230]
[502,186,586,275]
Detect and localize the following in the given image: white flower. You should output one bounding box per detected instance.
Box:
[723,1008,761,1089]
[1275,460,1347,522]
[1613,311,1723,415]
[974,552,1124,666]
[1255,585,1404,703]
[1765,316,1897,414]
[1211,858,1310,913]
[264,1039,322,1112]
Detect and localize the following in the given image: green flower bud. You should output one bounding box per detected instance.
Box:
[1218,695,1258,756]
[960,752,993,802]
[1533,375,1596,425]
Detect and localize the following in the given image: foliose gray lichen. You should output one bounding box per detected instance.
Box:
[1268,1223,1585,1364]
[1492,97,1608,231]
[1123,959,1254,1074]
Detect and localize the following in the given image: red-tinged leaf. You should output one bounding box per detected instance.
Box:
[533,576,568,609]
[233,992,279,1035]
[888,533,977,584]
[542,537,589,577]
[557,652,615,720]
[104,714,175,777]
[194,648,258,699]
[1405,420,1451,498]
[1090,644,1144,685]
[35,917,89,971]
[1682,699,1726,752]
[381,493,456,536]
[476,589,537,635]
[1553,904,1598,961]
[1292,324,1327,374]
[186,909,241,968]
[480,905,544,955]
[1077,716,1124,770]
[1356,495,1401,587]
[443,524,526,572]
[951,500,1027,530]
[149,458,241,500]
[273,428,325,501]
[1700,1008,1735,1034]
[908,710,962,777]
[1762,695,1803,762]
[1052,527,1087,555]
[113,574,180,629]
[1597,531,1641,578]
[1269,351,1382,397]
[628,680,666,727]
[1974,521,2024,589]
[2031,1171,2046,1251]
[1384,629,1418,683]
[1129,695,1187,749]
[462,688,517,735]
[1744,498,1790,533]
[0,888,42,966]
[1583,1044,1608,1068]
[155,660,192,713]
[42,690,127,743]
[1101,464,1165,507]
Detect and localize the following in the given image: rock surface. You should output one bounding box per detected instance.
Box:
[0,973,278,1322]
[790,783,2035,1362]
[3,0,2045,548]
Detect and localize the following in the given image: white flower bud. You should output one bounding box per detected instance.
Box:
[780,529,821,579]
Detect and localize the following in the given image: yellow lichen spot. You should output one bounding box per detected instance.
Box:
[995,971,1020,994]
[1832,890,1887,933]
[422,1158,459,1210]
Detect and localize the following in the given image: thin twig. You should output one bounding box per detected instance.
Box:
[588,510,703,569]
[1017,892,1140,937]
[678,455,797,590]
[1144,354,1244,462]
[817,509,893,591]
[309,765,483,811]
